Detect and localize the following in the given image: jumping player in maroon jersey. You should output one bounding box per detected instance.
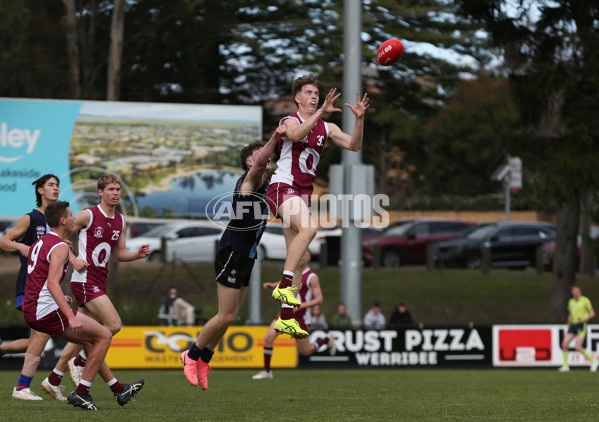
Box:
[49,174,149,408]
[23,200,113,410]
[252,251,336,379]
[266,75,369,338]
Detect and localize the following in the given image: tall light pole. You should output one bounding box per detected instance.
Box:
[340,0,363,325]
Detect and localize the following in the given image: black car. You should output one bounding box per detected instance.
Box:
[435,221,556,269]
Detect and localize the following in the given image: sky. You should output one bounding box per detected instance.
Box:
[79,101,262,123]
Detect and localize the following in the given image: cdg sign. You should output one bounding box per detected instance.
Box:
[144,330,254,353]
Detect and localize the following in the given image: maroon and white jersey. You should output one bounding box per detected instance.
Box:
[23,232,69,321]
[270,112,330,190]
[71,206,124,289]
[294,266,316,321]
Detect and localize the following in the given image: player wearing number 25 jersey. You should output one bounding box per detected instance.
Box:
[70,205,124,305]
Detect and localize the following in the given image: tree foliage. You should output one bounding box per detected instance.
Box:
[421,76,524,196]
[456,0,599,321]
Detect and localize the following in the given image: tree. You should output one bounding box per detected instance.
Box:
[421,76,524,197]
[107,0,125,101]
[456,0,599,321]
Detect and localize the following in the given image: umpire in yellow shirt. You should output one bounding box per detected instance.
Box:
[559,284,598,372]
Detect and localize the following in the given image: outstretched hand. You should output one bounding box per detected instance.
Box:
[345,92,370,118]
[320,88,343,114]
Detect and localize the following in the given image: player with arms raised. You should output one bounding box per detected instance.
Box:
[266,75,369,338]
[180,126,286,391]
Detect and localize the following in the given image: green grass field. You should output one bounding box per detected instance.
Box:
[2,368,598,421]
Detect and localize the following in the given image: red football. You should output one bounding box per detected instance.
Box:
[376,38,404,66]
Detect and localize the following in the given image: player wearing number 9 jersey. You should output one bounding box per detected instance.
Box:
[52,174,149,405]
[265,74,370,339]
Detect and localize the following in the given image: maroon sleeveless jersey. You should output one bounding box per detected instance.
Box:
[294,267,316,320]
[270,112,330,191]
[71,206,124,289]
[23,232,69,322]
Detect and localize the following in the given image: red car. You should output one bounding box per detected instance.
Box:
[362,218,475,267]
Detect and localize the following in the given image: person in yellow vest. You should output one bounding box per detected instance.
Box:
[559,284,598,372]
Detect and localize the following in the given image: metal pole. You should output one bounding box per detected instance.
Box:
[340,0,363,326]
[505,181,510,221]
[247,247,263,324]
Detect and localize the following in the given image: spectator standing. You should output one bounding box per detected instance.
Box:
[363,302,386,330]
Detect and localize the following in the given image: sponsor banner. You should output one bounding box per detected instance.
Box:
[0,99,80,215]
[0,324,66,370]
[493,324,599,367]
[0,98,261,218]
[299,326,492,368]
[105,326,297,369]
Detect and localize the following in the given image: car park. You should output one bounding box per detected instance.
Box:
[362,218,475,267]
[125,221,224,263]
[435,221,556,269]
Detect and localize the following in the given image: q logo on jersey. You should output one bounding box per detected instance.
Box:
[94,226,104,239]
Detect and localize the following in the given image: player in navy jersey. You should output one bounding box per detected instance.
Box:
[48,174,148,407]
[180,125,286,391]
[0,174,85,401]
[266,75,369,338]
[252,251,336,379]
[23,200,114,410]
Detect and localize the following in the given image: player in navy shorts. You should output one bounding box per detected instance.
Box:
[180,125,286,391]
[266,75,369,338]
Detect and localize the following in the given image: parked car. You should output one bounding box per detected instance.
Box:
[127,220,168,238]
[0,218,18,255]
[541,225,599,270]
[315,225,382,266]
[362,218,475,267]
[435,221,556,269]
[126,221,224,263]
[260,222,322,260]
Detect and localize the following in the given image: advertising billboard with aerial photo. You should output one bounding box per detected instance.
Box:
[0,98,262,218]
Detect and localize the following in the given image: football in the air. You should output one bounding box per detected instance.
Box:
[376,38,403,66]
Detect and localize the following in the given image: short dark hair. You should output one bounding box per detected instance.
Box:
[32,174,59,207]
[239,141,266,171]
[45,201,70,228]
[291,75,322,107]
